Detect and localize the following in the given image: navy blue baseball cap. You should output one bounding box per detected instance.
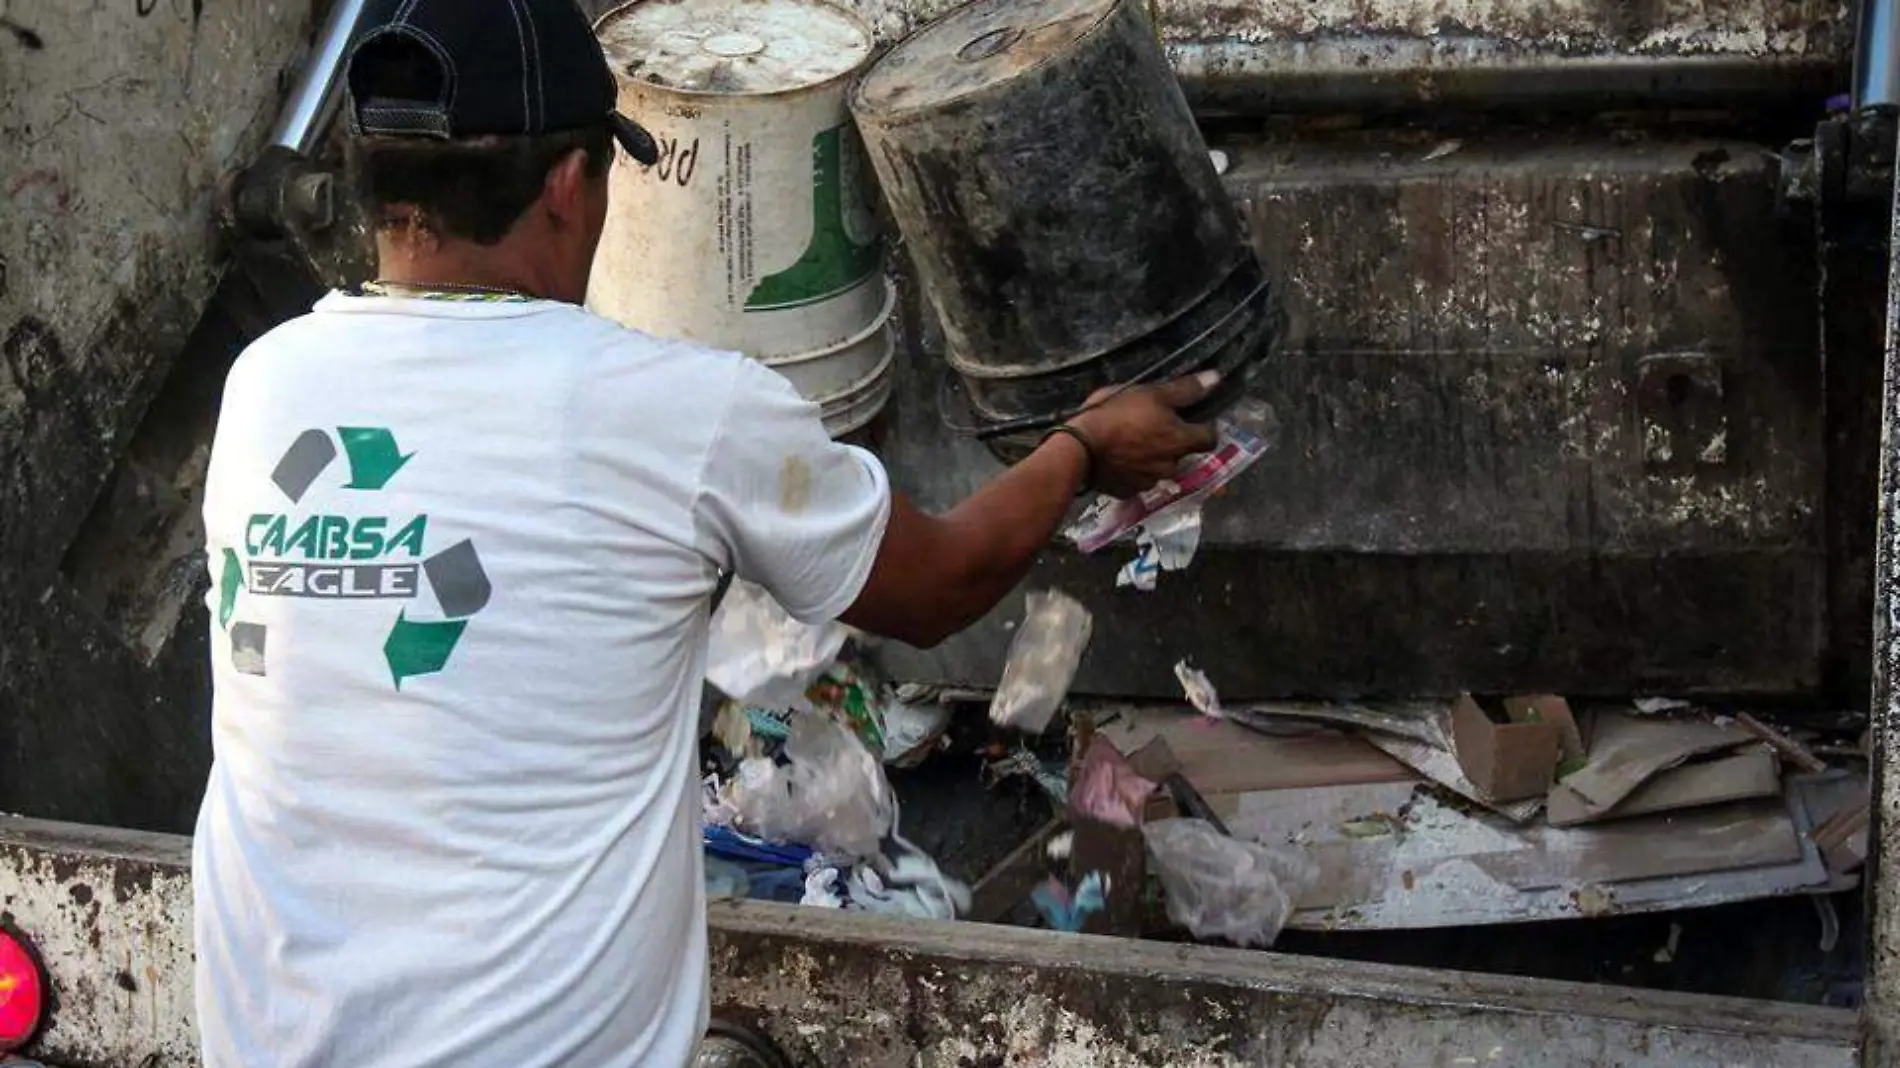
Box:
[345,0,659,165]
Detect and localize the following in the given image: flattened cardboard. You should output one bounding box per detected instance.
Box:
[1097,708,1413,799]
[1547,748,1781,826]
[1448,694,1562,802]
[1555,710,1754,819]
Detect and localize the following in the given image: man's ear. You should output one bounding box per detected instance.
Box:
[543,148,592,230]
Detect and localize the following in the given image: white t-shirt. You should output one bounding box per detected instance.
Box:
[192,292,890,1068]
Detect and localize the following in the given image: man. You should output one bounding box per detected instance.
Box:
[193,0,1218,1064]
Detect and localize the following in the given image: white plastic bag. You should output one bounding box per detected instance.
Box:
[989,589,1093,734]
[732,714,895,859]
[1142,818,1315,948]
[706,579,848,711]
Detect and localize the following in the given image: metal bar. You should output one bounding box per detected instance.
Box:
[1863,110,1900,1066]
[1859,0,1900,109]
[268,0,369,155]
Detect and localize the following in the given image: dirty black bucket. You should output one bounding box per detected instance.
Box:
[850,0,1273,451]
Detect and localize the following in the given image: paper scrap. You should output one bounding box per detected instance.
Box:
[1175,660,1225,719]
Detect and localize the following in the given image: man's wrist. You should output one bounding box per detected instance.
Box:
[1038,424,1096,496]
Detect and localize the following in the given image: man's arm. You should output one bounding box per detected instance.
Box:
[840,373,1219,647]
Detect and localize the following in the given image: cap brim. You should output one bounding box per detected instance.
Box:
[610,113,659,166]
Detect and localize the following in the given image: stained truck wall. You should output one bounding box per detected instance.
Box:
[0,0,325,831]
[0,0,1855,829]
[0,815,1863,1067]
[878,133,1835,699]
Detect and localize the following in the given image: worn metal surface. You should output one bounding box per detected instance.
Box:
[710,903,1858,1066]
[0,0,324,830]
[0,816,1863,1067]
[880,132,1826,698]
[0,818,195,1068]
[1861,118,1900,1068]
[582,0,1850,111]
[823,0,1848,112]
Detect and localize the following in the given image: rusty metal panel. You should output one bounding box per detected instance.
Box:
[879,135,1825,698]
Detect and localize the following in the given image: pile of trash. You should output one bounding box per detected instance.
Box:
[1091,685,1871,932]
[700,580,970,919]
[689,392,1870,949]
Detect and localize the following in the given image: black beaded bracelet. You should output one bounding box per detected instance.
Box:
[1040,423,1097,493]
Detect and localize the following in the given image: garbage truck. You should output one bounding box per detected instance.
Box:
[1,0,1898,1063]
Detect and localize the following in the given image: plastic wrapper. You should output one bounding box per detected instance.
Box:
[1070,737,1157,827]
[989,590,1093,733]
[1067,398,1276,554]
[847,852,971,920]
[801,868,845,909]
[705,579,848,711]
[1031,872,1108,932]
[1116,506,1204,591]
[880,695,952,768]
[1142,818,1316,948]
[731,655,951,767]
[732,715,895,859]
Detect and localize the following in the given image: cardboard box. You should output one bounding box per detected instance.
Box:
[1500,694,1585,764]
[1449,694,1565,802]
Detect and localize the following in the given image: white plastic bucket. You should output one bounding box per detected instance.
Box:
[819,338,896,439]
[588,0,884,361]
[763,279,895,401]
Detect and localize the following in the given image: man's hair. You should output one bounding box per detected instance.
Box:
[345,36,614,246]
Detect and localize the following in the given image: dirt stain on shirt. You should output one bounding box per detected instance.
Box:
[779,454,813,515]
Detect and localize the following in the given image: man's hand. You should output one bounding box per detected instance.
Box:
[839,370,1225,648]
[1067,370,1221,498]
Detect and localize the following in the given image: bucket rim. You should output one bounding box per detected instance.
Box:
[762,279,898,371]
[817,341,899,406]
[942,252,1258,381]
[817,349,897,436]
[850,0,1124,122]
[596,0,876,103]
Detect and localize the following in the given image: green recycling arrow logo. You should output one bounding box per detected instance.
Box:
[218,426,491,689]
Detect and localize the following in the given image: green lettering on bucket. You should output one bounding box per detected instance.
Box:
[746,125,881,312]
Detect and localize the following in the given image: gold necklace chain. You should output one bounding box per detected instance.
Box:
[361,279,540,303]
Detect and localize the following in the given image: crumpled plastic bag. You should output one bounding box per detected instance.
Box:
[1142,818,1316,948]
[989,590,1093,734]
[706,580,848,711]
[732,714,895,860]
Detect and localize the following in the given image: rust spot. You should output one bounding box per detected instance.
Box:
[110,860,155,905]
[68,883,93,906]
[115,969,137,993]
[1401,869,1416,891]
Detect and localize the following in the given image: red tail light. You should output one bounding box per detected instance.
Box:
[0,923,45,1053]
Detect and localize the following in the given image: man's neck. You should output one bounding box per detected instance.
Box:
[375,235,574,303]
